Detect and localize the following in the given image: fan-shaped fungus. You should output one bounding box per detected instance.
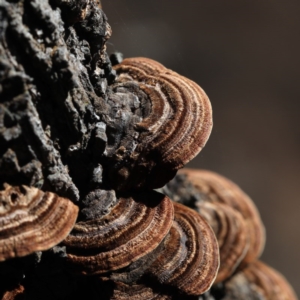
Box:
[243,260,298,300]
[0,185,78,261]
[179,169,265,265]
[145,202,219,296]
[108,281,172,300]
[64,191,174,274]
[105,57,212,190]
[219,260,298,300]
[196,201,249,283]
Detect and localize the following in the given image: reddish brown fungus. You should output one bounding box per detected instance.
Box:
[243,261,298,300]
[108,57,212,190]
[179,169,265,265]
[145,202,219,296]
[196,201,249,283]
[64,191,174,275]
[0,185,78,261]
[109,281,172,300]
[222,260,298,300]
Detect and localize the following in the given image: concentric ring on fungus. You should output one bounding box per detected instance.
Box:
[0,185,79,261]
[179,169,265,265]
[145,202,219,296]
[196,201,249,283]
[64,191,174,275]
[109,57,212,190]
[109,281,172,300]
[223,260,298,300]
[242,260,298,300]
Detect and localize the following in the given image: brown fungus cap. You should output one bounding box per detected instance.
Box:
[64,191,174,275]
[197,201,249,283]
[108,57,212,190]
[242,260,298,300]
[179,169,266,265]
[220,260,298,300]
[0,185,78,261]
[96,279,203,300]
[109,281,172,300]
[145,202,219,296]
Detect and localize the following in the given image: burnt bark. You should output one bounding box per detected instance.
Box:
[0,0,114,298]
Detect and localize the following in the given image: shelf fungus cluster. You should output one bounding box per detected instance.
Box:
[64,190,220,297]
[161,169,298,299]
[163,169,266,284]
[181,169,266,263]
[0,1,298,298]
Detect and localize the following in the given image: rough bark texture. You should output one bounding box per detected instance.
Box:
[0,0,113,201]
[0,1,115,298]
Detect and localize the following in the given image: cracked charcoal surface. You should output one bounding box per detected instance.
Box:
[0,0,116,201]
[0,0,111,297]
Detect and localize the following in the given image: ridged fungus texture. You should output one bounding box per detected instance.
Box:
[95,278,209,300]
[105,57,212,191]
[179,169,265,266]
[64,191,174,275]
[0,185,79,261]
[145,202,219,296]
[217,260,298,300]
[108,281,172,300]
[242,261,298,300]
[197,201,249,283]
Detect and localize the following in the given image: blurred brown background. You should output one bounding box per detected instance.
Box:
[103,0,300,295]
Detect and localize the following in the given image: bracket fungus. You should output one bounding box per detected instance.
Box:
[96,201,219,297]
[105,281,172,300]
[242,260,298,300]
[0,185,78,261]
[104,57,212,191]
[101,279,211,300]
[196,201,249,283]
[217,260,298,300]
[144,202,219,296]
[178,169,266,266]
[162,169,265,284]
[64,191,174,275]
